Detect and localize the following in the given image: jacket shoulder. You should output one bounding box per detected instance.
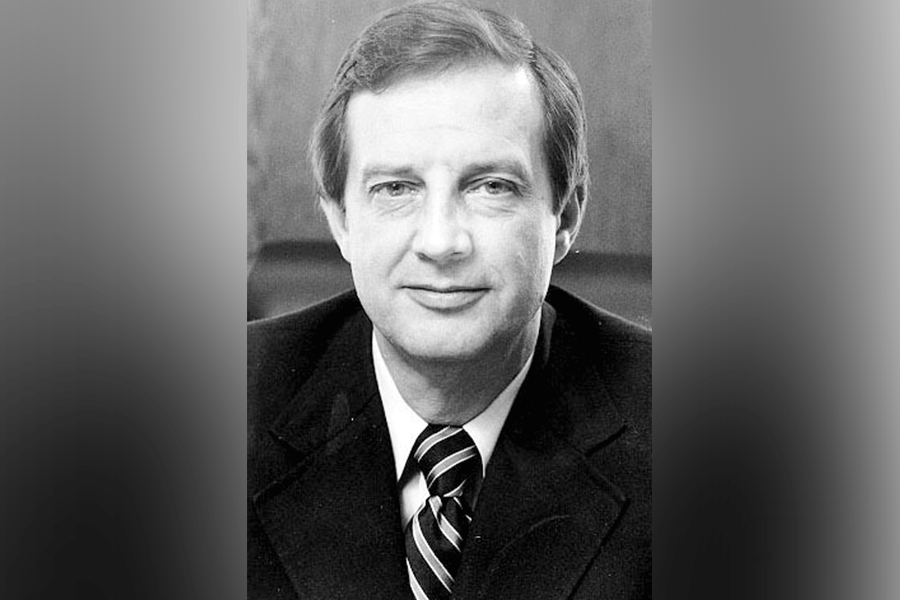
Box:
[546,285,651,368]
[247,290,365,430]
[545,285,652,438]
[546,285,651,346]
[248,290,363,363]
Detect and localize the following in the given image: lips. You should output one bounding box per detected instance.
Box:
[403,285,488,311]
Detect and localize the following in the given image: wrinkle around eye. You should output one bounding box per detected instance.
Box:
[367,182,422,216]
[466,178,522,199]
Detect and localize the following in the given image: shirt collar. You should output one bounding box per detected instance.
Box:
[373,331,533,482]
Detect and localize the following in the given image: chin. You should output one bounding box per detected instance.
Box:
[380,322,491,363]
[394,336,485,364]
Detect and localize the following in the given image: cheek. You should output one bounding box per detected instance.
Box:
[521,215,557,261]
[345,213,409,284]
[346,212,384,260]
[499,219,557,287]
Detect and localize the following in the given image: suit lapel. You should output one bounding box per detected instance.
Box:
[454,304,630,600]
[251,313,412,600]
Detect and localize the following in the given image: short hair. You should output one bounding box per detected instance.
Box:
[309,1,589,215]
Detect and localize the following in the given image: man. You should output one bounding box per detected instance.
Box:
[248,3,651,599]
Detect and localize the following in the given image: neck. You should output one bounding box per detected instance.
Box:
[375,311,541,425]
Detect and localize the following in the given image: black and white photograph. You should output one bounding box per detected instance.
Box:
[248,1,651,598]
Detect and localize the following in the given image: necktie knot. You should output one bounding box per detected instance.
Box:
[411,424,481,501]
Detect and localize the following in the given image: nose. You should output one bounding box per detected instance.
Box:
[411,189,473,263]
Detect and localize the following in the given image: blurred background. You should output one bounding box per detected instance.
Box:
[247,0,652,325]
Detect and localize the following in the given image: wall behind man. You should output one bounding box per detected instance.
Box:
[248,0,651,324]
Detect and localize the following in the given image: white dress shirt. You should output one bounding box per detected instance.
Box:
[373,332,534,527]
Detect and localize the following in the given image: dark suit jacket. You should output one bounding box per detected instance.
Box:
[248,285,651,599]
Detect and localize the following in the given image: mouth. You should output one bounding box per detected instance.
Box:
[403,285,489,311]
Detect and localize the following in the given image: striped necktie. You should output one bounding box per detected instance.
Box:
[405,424,482,600]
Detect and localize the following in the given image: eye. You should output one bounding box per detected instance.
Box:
[469,179,517,196]
[371,181,418,199]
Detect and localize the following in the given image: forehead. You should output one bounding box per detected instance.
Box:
[344,64,545,171]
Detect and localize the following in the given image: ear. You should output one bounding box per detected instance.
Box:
[553,188,585,264]
[318,196,352,263]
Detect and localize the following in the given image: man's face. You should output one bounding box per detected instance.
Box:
[322,64,580,365]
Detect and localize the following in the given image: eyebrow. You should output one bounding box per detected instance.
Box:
[360,165,420,183]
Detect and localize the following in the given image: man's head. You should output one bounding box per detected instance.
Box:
[312,2,590,371]
[310,1,589,216]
